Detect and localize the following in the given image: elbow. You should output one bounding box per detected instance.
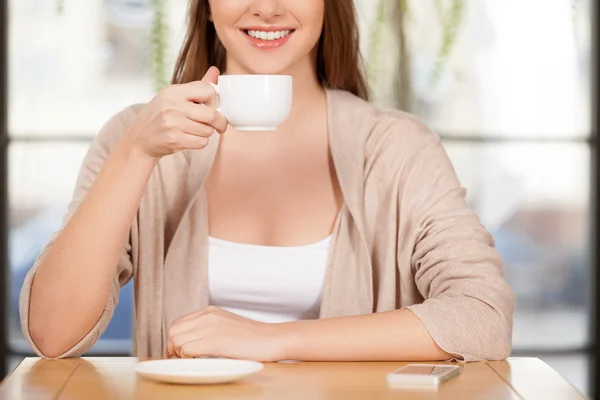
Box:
[490,300,514,360]
[28,318,73,359]
[481,325,513,361]
[22,271,88,359]
[406,300,514,362]
[25,294,70,358]
[451,290,515,362]
[33,343,68,360]
[453,318,513,362]
[474,282,515,361]
[492,287,515,360]
[466,304,514,362]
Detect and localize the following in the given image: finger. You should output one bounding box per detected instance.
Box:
[185,66,221,107]
[172,82,217,106]
[201,66,220,84]
[171,311,202,328]
[166,111,214,138]
[179,338,218,359]
[178,117,215,138]
[166,319,201,358]
[166,337,173,359]
[180,103,228,134]
[168,317,202,339]
[171,306,222,330]
[172,330,208,358]
[175,306,220,324]
[178,133,210,151]
[176,66,220,105]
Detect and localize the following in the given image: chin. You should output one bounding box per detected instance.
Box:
[230,53,299,76]
[246,65,290,75]
[240,64,292,76]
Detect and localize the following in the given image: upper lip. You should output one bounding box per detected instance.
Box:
[240,26,295,32]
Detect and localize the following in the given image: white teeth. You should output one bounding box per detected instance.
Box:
[246,29,292,41]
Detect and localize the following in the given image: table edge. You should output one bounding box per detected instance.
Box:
[486,359,589,400]
[2,357,589,400]
[0,357,25,387]
[485,361,526,400]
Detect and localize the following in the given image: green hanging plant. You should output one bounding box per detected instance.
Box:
[149,0,169,91]
[365,0,387,89]
[368,0,582,110]
[56,0,65,15]
[57,0,169,91]
[430,0,465,88]
[367,0,466,111]
[57,0,580,107]
[58,0,459,103]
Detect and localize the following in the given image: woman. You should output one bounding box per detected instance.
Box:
[20,0,514,362]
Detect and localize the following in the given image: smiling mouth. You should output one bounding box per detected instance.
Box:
[242,29,295,42]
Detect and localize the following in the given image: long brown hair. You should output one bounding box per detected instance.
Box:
[171,0,369,100]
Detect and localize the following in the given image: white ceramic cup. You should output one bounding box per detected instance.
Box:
[210,75,292,131]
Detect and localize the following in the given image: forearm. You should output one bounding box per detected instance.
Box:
[29,134,156,357]
[277,309,451,362]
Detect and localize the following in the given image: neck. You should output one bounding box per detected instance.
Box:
[286,59,327,124]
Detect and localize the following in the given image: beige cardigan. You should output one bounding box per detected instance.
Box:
[20,89,514,362]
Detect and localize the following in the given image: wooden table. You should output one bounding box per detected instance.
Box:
[0,357,587,399]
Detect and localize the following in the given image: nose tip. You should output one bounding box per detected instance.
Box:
[251,0,283,19]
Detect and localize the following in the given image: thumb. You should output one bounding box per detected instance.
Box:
[201,66,220,84]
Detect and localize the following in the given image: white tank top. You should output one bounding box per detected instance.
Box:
[208,235,331,323]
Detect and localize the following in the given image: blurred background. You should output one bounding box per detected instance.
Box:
[0,0,596,397]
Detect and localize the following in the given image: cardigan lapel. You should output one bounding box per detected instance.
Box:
[320,90,374,317]
[162,135,220,335]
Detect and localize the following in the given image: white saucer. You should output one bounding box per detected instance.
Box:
[135,358,264,385]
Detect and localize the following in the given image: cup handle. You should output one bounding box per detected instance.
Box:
[208,82,222,113]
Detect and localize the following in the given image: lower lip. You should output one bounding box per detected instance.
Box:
[243,30,294,49]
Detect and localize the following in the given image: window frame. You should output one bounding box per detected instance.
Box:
[0,0,597,397]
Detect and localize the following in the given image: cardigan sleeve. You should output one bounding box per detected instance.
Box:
[19,106,140,358]
[401,131,515,362]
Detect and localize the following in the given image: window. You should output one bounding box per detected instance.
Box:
[357,0,593,394]
[2,0,596,395]
[5,0,188,355]
[444,142,591,350]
